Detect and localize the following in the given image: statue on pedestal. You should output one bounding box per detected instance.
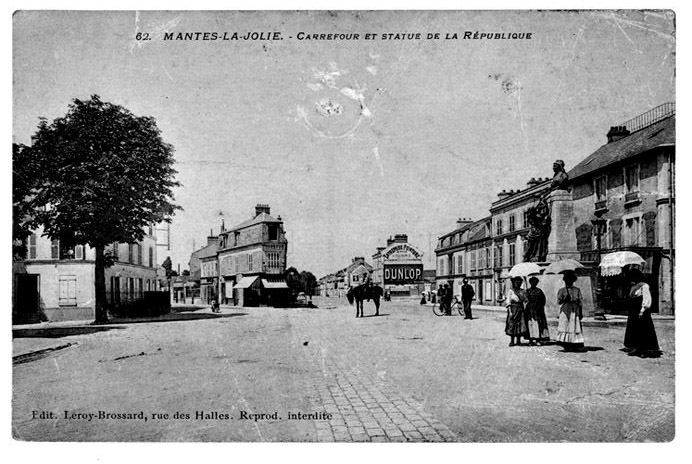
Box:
[523,196,551,262]
[523,160,569,262]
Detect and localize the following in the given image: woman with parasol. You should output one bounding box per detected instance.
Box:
[505,276,528,346]
[555,270,586,352]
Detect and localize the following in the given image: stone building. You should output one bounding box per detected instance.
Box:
[16,225,158,322]
[216,204,288,307]
[372,234,425,297]
[568,103,675,315]
[435,217,494,303]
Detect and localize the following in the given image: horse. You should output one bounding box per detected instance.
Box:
[347,284,384,318]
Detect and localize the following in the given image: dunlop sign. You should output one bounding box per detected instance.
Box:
[383,264,424,284]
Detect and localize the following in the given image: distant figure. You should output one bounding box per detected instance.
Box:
[210,297,220,313]
[461,278,475,319]
[623,269,661,358]
[556,271,585,352]
[505,277,528,346]
[525,277,549,345]
[420,293,427,305]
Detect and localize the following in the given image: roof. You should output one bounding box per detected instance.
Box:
[193,242,219,260]
[223,212,282,234]
[345,261,373,274]
[569,116,674,181]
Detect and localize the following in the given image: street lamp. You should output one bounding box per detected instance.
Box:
[591,216,607,321]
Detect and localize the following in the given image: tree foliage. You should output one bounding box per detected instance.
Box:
[25,95,181,249]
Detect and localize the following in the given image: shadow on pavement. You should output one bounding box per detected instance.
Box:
[361,313,390,318]
[13,325,125,339]
[106,311,248,325]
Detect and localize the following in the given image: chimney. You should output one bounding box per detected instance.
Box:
[393,234,408,243]
[353,257,365,264]
[607,125,630,143]
[456,217,472,228]
[526,177,541,188]
[255,203,271,217]
[498,189,511,200]
[207,229,219,247]
[386,236,395,246]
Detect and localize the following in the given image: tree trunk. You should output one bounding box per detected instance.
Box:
[94,245,108,324]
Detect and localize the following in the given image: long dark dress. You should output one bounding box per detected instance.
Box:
[624,283,660,352]
[505,288,528,337]
[525,286,550,341]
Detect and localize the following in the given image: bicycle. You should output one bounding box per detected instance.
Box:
[432,296,464,316]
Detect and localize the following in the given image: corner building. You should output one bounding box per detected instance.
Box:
[216,204,288,307]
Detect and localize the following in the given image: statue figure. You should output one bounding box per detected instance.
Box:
[550,159,569,191]
[523,196,551,262]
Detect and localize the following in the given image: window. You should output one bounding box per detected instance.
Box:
[470,250,476,271]
[112,243,119,261]
[248,254,253,271]
[128,244,134,263]
[148,247,154,267]
[625,217,641,246]
[268,225,279,241]
[128,277,135,299]
[51,239,60,259]
[494,245,503,267]
[523,210,530,229]
[496,219,503,235]
[74,245,84,260]
[148,225,153,235]
[138,278,143,298]
[595,175,607,201]
[509,243,516,266]
[457,255,463,274]
[486,248,491,269]
[353,275,359,282]
[137,244,143,265]
[28,234,37,259]
[509,215,515,232]
[58,275,77,306]
[625,165,640,194]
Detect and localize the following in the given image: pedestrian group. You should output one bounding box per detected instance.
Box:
[504,269,661,357]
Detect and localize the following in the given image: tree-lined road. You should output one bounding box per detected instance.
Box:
[13,298,674,442]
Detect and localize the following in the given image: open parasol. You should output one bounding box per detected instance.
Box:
[599,251,645,277]
[508,262,544,278]
[543,259,584,275]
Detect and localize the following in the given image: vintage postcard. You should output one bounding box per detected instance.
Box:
[11,10,676,444]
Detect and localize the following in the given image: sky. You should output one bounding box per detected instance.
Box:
[12,10,675,277]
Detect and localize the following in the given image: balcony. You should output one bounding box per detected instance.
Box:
[624,191,641,207]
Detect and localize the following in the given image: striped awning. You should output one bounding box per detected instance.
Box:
[262,279,288,289]
[234,276,259,289]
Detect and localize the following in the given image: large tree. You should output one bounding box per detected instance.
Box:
[20,95,181,323]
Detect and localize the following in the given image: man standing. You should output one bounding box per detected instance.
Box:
[461,278,475,319]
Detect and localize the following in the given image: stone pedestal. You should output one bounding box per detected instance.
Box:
[546,189,580,261]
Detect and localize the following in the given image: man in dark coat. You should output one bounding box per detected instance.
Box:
[461,278,475,319]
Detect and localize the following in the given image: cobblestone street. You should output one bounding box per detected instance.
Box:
[13,298,675,442]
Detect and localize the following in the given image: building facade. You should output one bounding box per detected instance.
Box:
[216,204,288,307]
[189,231,220,304]
[435,217,494,303]
[372,234,425,297]
[568,104,675,315]
[18,225,158,321]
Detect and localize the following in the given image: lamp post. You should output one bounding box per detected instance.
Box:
[591,216,607,321]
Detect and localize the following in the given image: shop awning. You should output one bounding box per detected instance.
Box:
[262,279,288,289]
[234,276,259,289]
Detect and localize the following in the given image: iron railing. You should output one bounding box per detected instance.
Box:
[621,102,675,134]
